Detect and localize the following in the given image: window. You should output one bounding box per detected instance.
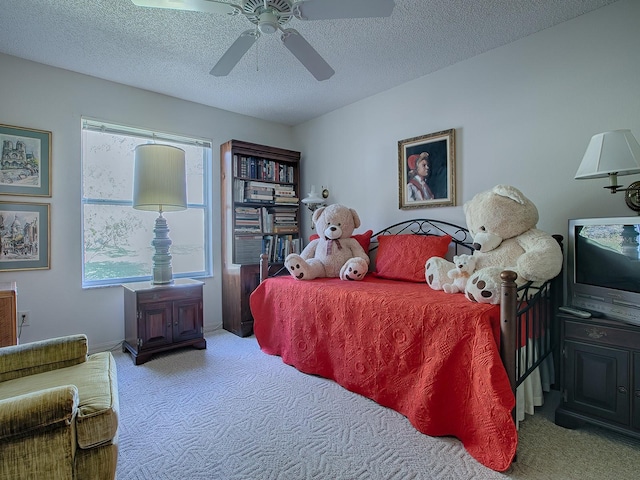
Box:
[81,119,212,287]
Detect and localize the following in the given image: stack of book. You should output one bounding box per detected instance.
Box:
[244,180,273,203]
[234,207,261,233]
[273,184,299,204]
[272,207,298,233]
[234,235,263,264]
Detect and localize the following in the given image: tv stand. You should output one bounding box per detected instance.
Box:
[555,312,640,440]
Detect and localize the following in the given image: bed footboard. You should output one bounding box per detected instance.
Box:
[500,235,563,421]
[499,270,519,396]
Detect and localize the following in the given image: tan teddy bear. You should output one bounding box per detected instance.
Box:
[285,204,370,281]
[425,184,562,304]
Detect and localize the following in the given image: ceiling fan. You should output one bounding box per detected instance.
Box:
[131,0,395,81]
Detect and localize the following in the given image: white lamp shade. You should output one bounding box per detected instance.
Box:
[575,129,640,180]
[133,144,187,212]
[301,185,323,204]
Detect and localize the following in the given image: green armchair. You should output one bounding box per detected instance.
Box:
[0,334,119,480]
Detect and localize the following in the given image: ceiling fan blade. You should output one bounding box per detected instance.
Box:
[131,0,241,16]
[293,0,394,21]
[210,30,259,77]
[281,29,334,81]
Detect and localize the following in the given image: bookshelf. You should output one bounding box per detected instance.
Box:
[220,140,301,336]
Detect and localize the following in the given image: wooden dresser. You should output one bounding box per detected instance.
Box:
[0,282,18,347]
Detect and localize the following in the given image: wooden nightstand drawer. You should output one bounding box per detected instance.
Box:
[136,285,201,304]
[564,319,640,349]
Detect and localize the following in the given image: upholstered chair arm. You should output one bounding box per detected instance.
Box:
[0,385,79,441]
[0,334,88,382]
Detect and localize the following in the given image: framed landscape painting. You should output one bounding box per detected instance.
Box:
[0,201,50,271]
[0,124,52,197]
[398,129,456,210]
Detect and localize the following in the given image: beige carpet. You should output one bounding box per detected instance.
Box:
[114,329,640,479]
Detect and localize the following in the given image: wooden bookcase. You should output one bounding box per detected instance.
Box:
[220,140,301,337]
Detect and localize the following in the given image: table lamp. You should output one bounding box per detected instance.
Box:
[133,144,187,284]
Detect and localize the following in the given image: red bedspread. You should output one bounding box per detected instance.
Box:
[250,275,517,471]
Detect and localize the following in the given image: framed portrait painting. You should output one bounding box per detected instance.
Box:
[0,201,50,272]
[0,124,52,197]
[398,129,455,210]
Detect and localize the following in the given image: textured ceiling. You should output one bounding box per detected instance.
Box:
[0,0,617,126]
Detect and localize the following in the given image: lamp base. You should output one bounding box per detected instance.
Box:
[151,213,174,285]
[624,181,640,213]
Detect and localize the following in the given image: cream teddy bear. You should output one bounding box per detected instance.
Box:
[442,254,477,294]
[425,185,563,304]
[285,204,370,281]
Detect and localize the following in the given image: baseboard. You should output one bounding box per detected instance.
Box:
[90,339,124,355]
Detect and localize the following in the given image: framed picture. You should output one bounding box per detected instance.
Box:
[398,129,456,209]
[0,201,50,271]
[0,124,52,197]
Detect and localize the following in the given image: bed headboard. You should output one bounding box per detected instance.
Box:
[369,218,474,262]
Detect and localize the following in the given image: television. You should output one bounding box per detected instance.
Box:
[567,216,640,327]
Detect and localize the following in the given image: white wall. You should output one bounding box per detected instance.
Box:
[294,0,640,240]
[0,53,296,350]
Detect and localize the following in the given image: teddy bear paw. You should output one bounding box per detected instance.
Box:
[285,254,312,280]
[442,283,460,294]
[464,267,502,304]
[339,258,368,281]
[425,257,455,290]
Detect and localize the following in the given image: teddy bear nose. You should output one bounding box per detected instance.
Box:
[472,243,481,251]
[329,226,336,231]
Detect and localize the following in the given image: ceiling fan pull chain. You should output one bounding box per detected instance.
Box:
[255,30,260,72]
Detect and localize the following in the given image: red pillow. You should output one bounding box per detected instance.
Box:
[309,229,374,252]
[374,234,451,282]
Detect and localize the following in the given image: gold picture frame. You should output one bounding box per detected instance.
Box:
[0,124,52,197]
[398,129,455,209]
[0,201,50,271]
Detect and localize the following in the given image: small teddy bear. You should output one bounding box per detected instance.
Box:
[285,204,370,281]
[442,254,477,294]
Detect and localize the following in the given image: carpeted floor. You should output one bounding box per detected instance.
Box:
[114,329,640,479]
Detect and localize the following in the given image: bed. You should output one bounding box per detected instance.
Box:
[249,219,562,471]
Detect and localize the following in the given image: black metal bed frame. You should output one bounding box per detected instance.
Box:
[259,218,563,425]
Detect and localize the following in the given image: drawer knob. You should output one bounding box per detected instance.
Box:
[585,327,607,339]
[618,386,628,394]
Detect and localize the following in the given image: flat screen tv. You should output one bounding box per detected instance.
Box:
[567,216,640,327]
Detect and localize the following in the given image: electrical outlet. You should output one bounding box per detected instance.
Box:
[18,311,30,326]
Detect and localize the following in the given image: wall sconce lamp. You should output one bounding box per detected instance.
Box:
[133,144,187,284]
[574,129,640,212]
[301,185,329,212]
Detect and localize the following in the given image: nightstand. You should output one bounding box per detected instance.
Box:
[122,278,206,365]
[555,312,640,440]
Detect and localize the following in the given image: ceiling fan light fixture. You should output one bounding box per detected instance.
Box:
[258,11,279,34]
[132,0,396,80]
